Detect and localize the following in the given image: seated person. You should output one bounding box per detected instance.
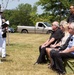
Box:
[50,22,74,75]
[46,20,70,66]
[34,21,64,65]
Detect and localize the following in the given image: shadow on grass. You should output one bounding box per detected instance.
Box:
[6,43,33,48]
[6,54,10,57]
[0,54,13,63]
[1,59,13,62]
[6,43,16,46]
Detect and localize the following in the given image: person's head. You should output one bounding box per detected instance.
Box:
[52,21,59,31]
[70,5,74,13]
[60,20,68,32]
[2,18,5,23]
[68,22,74,35]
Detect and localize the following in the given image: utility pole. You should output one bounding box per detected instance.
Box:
[0,4,1,12]
[0,4,3,27]
[0,4,3,63]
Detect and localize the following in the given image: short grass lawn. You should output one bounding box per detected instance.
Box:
[0,33,73,75]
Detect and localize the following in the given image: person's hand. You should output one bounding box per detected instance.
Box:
[41,44,46,48]
[59,50,66,53]
[59,51,63,53]
[50,44,56,48]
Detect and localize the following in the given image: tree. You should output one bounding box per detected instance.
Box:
[3,3,38,30]
[14,3,33,26]
[36,0,74,22]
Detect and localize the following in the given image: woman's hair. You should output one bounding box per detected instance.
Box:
[60,20,68,31]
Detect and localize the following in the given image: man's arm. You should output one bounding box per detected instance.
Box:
[50,41,61,48]
[60,46,74,53]
[45,37,55,46]
[41,39,49,48]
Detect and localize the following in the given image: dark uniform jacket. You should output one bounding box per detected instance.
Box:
[2,22,7,38]
[67,13,74,23]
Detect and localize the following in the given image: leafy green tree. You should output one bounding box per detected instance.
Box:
[3,3,38,31]
[14,3,34,26]
[35,13,52,24]
[3,10,15,27]
[36,0,74,21]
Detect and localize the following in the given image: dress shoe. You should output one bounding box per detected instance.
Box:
[1,57,6,61]
[48,64,52,69]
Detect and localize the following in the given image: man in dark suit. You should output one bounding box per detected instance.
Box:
[34,21,64,64]
[67,5,74,23]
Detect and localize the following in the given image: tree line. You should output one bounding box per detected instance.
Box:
[2,0,74,31]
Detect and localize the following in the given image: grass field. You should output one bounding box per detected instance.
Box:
[0,33,73,75]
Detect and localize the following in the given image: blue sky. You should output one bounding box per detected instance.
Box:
[0,0,43,14]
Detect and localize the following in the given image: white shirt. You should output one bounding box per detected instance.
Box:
[0,15,3,38]
[66,35,74,54]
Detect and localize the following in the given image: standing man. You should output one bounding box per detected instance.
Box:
[0,10,4,58]
[1,18,8,58]
[67,5,74,23]
[0,9,9,58]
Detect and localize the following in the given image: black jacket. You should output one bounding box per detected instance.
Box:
[67,13,74,23]
[59,35,72,50]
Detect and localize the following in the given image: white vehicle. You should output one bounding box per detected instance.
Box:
[17,22,52,34]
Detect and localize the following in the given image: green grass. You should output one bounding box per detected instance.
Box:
[0,33,73,75]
